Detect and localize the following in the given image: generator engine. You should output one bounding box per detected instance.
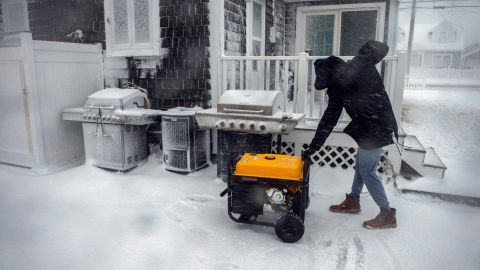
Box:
[266,187,285,205]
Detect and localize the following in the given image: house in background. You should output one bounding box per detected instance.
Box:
[0,0,447,179]
[397,19,464,70]
[462,43,480,69]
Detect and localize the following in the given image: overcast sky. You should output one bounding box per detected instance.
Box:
[398,0,480,47]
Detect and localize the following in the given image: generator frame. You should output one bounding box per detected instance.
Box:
[220,158,311,242]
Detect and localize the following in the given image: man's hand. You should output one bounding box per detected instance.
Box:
[301,147,316,164]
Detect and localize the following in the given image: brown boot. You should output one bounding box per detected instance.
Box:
[363,208,397,229]
[329,194,361,213]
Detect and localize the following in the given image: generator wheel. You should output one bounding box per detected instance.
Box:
[275,214,304,243]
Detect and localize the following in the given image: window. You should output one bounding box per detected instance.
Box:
[104,0,159,57]
[439,31,448,43]
[410,53,423,68]
[1,0,29,33]
[296,3,385,57]
[432,54,452,67]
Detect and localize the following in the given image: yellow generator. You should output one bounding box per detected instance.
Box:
[220,153,310,243]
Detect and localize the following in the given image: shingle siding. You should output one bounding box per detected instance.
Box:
[0,1,3,33]
[224,0,246,56]
[127,0,212,110]
[224,0,286,56]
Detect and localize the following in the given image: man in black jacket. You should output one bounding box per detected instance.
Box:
[303,40,398,229]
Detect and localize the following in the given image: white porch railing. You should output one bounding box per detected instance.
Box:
[220,52,407,125]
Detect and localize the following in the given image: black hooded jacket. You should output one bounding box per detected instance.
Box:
[309,40,398,150]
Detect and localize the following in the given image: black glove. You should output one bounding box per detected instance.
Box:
[301,148,315,163]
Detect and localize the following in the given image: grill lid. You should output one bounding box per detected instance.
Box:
[85,88,145,110]
[217,90,283,116]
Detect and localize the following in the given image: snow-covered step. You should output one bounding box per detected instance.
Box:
[401,135,447,179]
[402,135,426,175]
[404,135,426,153]
[422,147,447,179]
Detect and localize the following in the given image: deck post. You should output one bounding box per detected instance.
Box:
[296,52,309,113]
[393,51,407,126]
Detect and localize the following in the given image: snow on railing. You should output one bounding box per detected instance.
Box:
[220,52,407,125]
[412,67,480,80]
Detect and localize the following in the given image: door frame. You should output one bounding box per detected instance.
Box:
[295,2,386,56]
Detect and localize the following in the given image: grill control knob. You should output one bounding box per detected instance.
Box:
[280,124,287,132]
[259,123,266,131]
[239,122,245,129]
[83,114,87,119]
[217,121,225,128]
[228,121,235,128]
[249,122,255,129]
[106,115,111,121]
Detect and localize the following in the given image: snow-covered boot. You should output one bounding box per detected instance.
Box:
[363,208,397,229]
[329,194,361,213]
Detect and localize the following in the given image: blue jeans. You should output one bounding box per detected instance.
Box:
[350,147,390,210]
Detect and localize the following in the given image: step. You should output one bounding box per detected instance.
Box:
[403,135,426,153]
[423,147,447,169]
[401,135,447,179]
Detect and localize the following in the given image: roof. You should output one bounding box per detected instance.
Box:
[397,21,464,52]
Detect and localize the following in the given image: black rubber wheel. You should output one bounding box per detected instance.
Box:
[275,214,305,243]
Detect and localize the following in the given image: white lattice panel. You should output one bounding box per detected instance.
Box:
[271,140,295,155]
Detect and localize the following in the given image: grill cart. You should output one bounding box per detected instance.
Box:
[221,153,310,243]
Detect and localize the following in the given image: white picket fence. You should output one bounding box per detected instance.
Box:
[406,67,480,89]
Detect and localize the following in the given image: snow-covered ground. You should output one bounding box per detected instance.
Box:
[1,158,479,270]
[401,88,480,197]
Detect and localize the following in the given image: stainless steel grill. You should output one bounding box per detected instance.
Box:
[63,88,163,171]
[162,107,209,173]
[195,90,304,134]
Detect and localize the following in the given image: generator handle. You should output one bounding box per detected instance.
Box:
[220,187,229,197]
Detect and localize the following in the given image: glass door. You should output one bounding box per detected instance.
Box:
[304,13,338,56]
[299,9,381,57]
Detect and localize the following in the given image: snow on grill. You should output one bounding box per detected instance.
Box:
[62,88,163,171]
[195,90,305,134]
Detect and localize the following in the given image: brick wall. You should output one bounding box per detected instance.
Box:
[27,0,105,46]
[126,0,212,110]
[285,0,389,56]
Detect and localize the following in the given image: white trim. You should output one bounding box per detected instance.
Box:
[210,0,223,108]
[104,0,160,57]
[295,2,386,56]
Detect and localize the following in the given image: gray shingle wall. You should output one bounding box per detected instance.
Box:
[224,0,246,56]
[224,0,286,56]
[0,1,3,33]
[128,0,212,110]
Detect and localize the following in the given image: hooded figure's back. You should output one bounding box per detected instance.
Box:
[310,40,398,150]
